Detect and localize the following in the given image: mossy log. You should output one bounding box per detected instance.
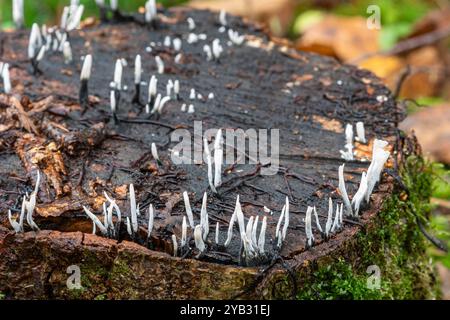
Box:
[0,6,438,299]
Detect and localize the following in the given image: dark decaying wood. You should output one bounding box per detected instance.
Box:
[0,6,405,299]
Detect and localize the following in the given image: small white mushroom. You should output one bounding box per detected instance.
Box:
[173,38,182,51]
[155,55,164,74]
[213,129,223,188]
[204,138,217,193]
[2,64,11,94]
[215,222,220,245]
[83,206,108,235]
[129,184,138,233]
[134,54,142,85]
[305,206,314,247]
[212,39,223,60]
[172,234,178,257]
[224,210,236,247]
[147,204,154,238]
[194,225,206,252]
[80,54,92,80]
[187,17,196,30]
[365,140,390,202]
[189,88,196,100]
[355,121,366,143]
[257,216,267,254]
[352,171,368,216]
[325,197,333,237]
[200,192,209,240]
[219,10,227,26]
[63,41,72,64]
[181,216,187,247]
[151,142,160,162]
[203,45,212,61]
[313,206,323,233]
[12,0,24,28]
[338,164,353,217]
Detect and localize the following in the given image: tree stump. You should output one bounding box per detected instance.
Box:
[0,6,439,299]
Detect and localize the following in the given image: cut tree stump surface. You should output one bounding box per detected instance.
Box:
[0,7,405,299]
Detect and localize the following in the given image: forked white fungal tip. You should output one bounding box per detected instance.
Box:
[80,54,92,80]
[134,54,142,84]
[305,206,314,246]
[110,0,118,10]
[355,121,366,144]
[181,216,187,247]
[219,9,227,26]
[257,216,267,254]
[204,138,217,193]
[147,204,154,238]
[151,142,160,161]
[129,183,138,233]
[63,41,72,64]
[110,90,116,113]
[365,140,390,203]
[155,56,164,74]
[172,234,178,257]
[183,191,195,228]
[187,17,196,30]
[352,171,368,216]
[173,38,182,51]
[194,225,206,252]
[83,205,107,235]
[338,164,353,217]
[114,59,123,90]
[213,129,223,188]
[215,222,220,245]
[2,64,11,94]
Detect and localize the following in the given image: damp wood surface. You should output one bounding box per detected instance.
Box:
[0,7,406,298]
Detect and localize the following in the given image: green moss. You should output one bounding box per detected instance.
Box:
[0,292,5,300]
[297,156,439,300]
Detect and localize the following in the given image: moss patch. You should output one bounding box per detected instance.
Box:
[297,156,439,300]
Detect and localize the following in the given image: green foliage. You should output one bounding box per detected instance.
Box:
[0,0,188,29]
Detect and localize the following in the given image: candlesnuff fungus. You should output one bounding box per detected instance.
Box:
[338,164,354,217]
[313,206,323,235]
[352,171,368,216]
[155,56,164,74]
[181,216,187,247]
[147,75,158,109]
[204,137,217,193]
[79,54,92,107]
[355,121,367,144]
[1,63,11,94]
[147,204,154,238]
[325,198,333,238]
[63,41,72,64]
[200,192,209,240]
[194,225,205,253]
[172,234,178,257]
[132,54,142,104]
[213,129,223,188]
[305,206,314,248]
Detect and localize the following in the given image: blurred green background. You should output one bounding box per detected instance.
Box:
[0,0,188,28]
